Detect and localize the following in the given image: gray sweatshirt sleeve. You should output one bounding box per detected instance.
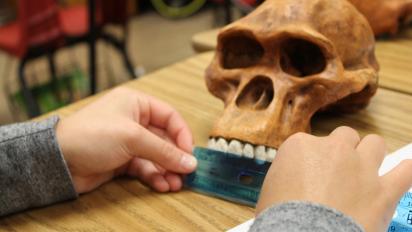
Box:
[0,116,77,217]
[249,201,364,232]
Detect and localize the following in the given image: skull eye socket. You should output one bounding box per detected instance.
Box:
[221,35,264,69]
[280,38,326,77]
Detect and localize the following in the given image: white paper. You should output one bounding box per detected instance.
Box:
[379,143,412,178]
[227,219,255,232]
[228,143,412,231]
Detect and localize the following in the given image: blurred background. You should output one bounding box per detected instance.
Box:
[0,0,260,123]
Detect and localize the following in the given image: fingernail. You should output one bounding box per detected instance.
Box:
[181,155,197,171]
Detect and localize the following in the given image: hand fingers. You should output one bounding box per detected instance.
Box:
[164,172,183,192]
[147,125,175,145]
[356,134,387,169]
[127,158,183,192]
[382,159,412,202]
[152,162,166,175]
[145,95,194,153]
[127,158,170,192]
[129,126,197,173]
[329,126,361,148]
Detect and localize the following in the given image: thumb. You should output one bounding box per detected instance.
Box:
[129,126,197,174]
[382,159,412,201]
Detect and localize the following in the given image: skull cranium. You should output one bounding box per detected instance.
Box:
[348,0,412,36]
[205,0,379,161]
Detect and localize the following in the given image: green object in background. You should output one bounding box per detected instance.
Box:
[12,68,89,114]
[151,0,206,19]
[70,68,89,94]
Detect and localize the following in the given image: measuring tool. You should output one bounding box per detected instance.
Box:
[184,147,270,206]
[388,192,412,231]
[185,147,412,231]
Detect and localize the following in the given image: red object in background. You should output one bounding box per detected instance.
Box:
[0,0,136,117]
[58,0,137,84]
[58,0,129,37]
[58,5,90,36]
[0,0,62,57]
[58,2,102,37]
[0,0,132,59]
[0,0,64,117]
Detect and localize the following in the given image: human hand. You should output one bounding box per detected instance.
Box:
[256,127,412,232]
[56,87,197,194]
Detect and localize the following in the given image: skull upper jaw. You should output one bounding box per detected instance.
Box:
[209,105,312,149]
[206,60,378,151]
[208,72,378,150]
[207,70,356,150]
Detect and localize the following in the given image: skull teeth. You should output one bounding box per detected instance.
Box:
[243,143,255,159]
[228,140,243,155]
[207,138,277,162]
[216,138,229,152]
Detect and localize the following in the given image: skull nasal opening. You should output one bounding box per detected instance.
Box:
[221,34,264,69]
[280,38,327,77]
[236,76,274,110]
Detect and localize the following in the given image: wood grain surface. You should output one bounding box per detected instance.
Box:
[1,52,412,231]
[191,28,412,95]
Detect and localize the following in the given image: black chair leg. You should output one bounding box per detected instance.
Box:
[47,53,61,102]
[121,24,137,79]
[18,59,40,118]
[101,32,137,79]
[120,45,137,79]
[88,0,97,94]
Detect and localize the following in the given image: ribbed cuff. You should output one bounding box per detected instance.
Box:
[250,201,364,232]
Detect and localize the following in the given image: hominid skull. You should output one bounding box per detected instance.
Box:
[349,0,412,36]
[205,0,379,161]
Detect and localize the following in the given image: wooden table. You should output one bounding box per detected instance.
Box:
[1,52,412,231]
[192,28,412,95]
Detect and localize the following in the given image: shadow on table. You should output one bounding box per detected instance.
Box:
[311,110,379,137]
